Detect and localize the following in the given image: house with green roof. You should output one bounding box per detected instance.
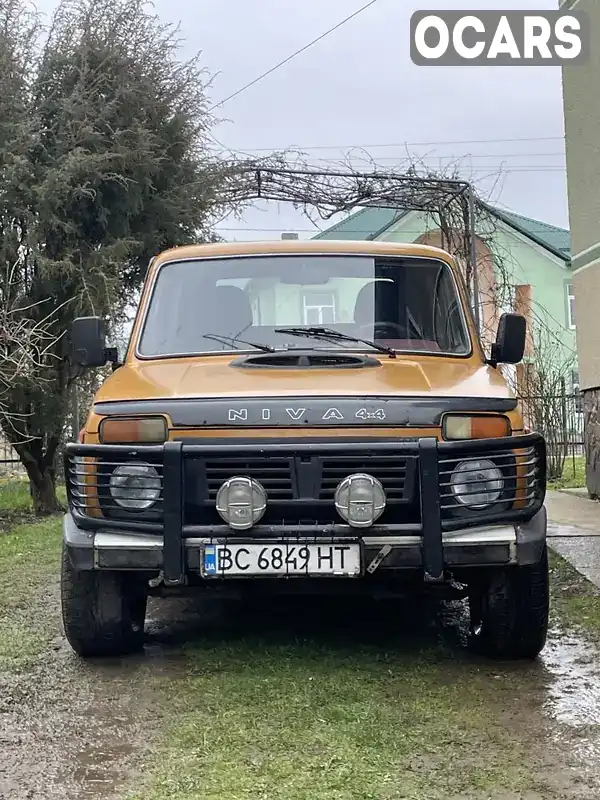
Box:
[314,204,577,395]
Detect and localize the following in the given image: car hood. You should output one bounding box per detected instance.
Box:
[94,354,514,404]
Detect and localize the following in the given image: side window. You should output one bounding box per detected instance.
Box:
[434,267,467,352]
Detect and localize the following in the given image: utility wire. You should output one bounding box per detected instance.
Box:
[211,135,565,152]
[209,0,381,111]
[299,151,567,160]
[267,160,567,169]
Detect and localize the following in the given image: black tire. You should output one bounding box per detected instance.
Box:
[61,543,148,658]
[468,544,549,660]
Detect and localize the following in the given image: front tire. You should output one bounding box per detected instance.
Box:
[61,543,148,658]
[468,545,549,660]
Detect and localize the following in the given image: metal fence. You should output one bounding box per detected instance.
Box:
[518,392,584,453]
[0,439,25,477]
[518,392,585,481]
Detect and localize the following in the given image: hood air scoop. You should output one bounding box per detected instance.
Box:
[230,351,381,370]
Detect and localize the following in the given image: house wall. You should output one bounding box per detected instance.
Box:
[561,0,600,494]
[488,224,576,367]
[561,0,600,390]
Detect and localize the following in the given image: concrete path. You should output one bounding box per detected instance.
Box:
[546,489,600,588]
[546,489,600,534]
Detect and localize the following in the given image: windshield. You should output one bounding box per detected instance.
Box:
[137,254,471,358]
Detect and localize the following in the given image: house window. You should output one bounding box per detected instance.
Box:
[302,292,336,325]
[567,284,576,328]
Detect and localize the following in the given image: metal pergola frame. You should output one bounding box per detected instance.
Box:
[222,164,481,330]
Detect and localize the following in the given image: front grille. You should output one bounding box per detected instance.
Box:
[205,458,293,500]
[183,450,419,527]
[200,454,414,504]
[320,455,413,501]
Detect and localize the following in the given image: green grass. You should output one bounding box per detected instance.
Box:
[0,477,66,516]
[0,481,539,799]
[0,517,62,610]
[0,481,62,670]
[548,455,586,490]
[549,549,600,637]
[126,554,600,800]
[125,634,540,800]
[0,476,33,513]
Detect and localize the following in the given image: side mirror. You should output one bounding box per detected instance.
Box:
[490,313,526,366]
[71,316,112,367]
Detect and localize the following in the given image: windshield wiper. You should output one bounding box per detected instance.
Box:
[274,326,396,358]
[203,333,276,353]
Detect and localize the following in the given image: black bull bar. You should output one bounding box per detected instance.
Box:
[64,433,546,585]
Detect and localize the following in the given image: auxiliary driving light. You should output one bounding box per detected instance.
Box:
[450,459,503,509]
[109,462,161,511]
[334,473,386,528]
[216,476,267,530]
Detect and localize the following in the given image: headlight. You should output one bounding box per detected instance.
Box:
[216,476,267,530]
[334,473,386,527]
[109,462,161,510]
[450,459,503,509]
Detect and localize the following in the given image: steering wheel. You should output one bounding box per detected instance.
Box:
[358,321,408,339]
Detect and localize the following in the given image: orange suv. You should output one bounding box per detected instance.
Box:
[62,240,548,660]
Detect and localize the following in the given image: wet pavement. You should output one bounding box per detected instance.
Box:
[0,628,168,799]
[546,489,600,587]
[549,535,600,588]
[546,490,600,533]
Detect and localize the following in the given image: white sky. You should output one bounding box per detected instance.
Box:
[36,0,569,241]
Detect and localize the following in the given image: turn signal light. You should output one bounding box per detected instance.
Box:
[442,414,511,441]
[98,416,168,444]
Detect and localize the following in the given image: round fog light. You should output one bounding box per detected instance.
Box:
[216,476,267,530]
[335,473,386,528]
[450,459,503,509]
[109,462,161,510]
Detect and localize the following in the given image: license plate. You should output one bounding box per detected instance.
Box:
[202,542,361,577]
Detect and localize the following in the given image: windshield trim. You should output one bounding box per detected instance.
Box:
[133,252,475,362]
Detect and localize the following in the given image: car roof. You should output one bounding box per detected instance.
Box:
[152,239,456,266]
